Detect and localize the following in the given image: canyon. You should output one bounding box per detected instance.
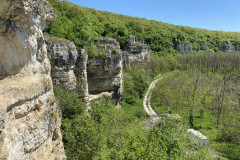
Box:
[0,0,239,159]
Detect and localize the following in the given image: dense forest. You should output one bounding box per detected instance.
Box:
[47,0,240,56]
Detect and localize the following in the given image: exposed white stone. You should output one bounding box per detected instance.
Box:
[0,0,65,159]
[187,129,208,140]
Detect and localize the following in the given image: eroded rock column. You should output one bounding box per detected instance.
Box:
[75,49,89,99]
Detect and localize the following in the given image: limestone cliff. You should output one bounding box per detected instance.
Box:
[44,37,89,99]
[45,37,78,90]
[123,36,151,67]
[0,0,65,159]
[74,49,89,99]
[87,37,122,104]
[44,37,122,104]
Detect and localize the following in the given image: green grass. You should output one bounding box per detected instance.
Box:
[153,70,177,80]
[121,98,148,120]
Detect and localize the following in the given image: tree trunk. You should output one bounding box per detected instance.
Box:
[190,114,194,128]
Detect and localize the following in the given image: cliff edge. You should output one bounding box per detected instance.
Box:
[0,0,65,159]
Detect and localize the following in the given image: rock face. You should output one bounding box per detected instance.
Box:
[87,38,122,104]
[123,36,151,67]
[122,51,131,68]
[44,37,123,104]
[129,35,136,45]
[75,49,89,99]
[222,43,235,52]
[45,37,78,90]
[0,0,65,159]
[177,42,192,54]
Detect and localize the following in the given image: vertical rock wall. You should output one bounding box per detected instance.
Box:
[123,36,151,67]
[45,38,78,90]
[87,38,122,104]
[44,37,123,104]
[0,0,65,159]
[75,49,89,99]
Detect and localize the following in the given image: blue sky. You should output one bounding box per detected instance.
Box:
[68,0,240,32]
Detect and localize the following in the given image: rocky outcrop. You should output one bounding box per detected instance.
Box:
[122,51,131,68]
[0,0,65,159]
[45,37,78,90]
[75,49,89,99]
[87,37,122,104]
[44,37,123,104]
[123,36,151,67]
[177,42,192,54]
[222,43,236,52]
[222,43,235,52]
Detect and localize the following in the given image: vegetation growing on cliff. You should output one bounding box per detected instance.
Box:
[47,0,240,56]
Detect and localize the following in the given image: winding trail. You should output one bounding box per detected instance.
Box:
[143,76,166,122]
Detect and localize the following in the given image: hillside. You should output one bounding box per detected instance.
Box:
[47,0,240,55]
[1,0,239,159]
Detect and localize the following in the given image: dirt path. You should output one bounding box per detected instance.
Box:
[143,76,166,122]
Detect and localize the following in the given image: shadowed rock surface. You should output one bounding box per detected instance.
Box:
[87,37,122,104]
[0,0,65,159]
[177,42,192,54]
[222,43,235,52]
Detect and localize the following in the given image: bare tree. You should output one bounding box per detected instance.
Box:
[181,70,201,128]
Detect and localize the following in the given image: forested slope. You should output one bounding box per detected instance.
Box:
[47,0,240,56]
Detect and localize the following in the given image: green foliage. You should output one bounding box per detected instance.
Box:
[54,87,86,119]
[54,87,213,159]
[124,86,139,104]
[47,0,240,56]
[178,52,240,74]
[84,43,107,59]
[123,65,148,104]
[152,69,240,160]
